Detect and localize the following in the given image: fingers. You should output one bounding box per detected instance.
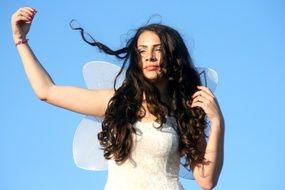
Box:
[191,86,215,109]
[11,7,37,41]
[192,95,210,105]
[191,96,211,111]
[197,86,214,97]
[193,86,214,98]
[18,7,37,15]
[14,14,32,24]
[190,86,223,125]
[18,7,37,23]
[190,101,205,110]
[192,86,214,101]
[12,7,37,24]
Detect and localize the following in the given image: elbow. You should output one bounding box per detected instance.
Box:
[35,85,53,101]
[199,180,217,190]
[198,177,218,190]
[38,96,47,101]
[34,91,47,101]
[36,91,47,101]
[35,89,49,101]
[200,182,217,190]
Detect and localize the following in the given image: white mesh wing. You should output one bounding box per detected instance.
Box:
[73,116,107,170]
[73,61,124,171]
[197,67,218,92]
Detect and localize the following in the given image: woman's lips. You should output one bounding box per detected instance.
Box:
[144,65,160,71]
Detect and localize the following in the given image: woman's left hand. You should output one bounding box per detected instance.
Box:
[191,86,223,125]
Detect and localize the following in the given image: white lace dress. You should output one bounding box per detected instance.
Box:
[104,118,185,190]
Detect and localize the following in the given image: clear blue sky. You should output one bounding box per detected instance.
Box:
[1,1,285,189]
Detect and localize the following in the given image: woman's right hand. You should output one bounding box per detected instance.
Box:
[11,7,37,42]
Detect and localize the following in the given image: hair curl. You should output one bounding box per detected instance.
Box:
[71,21,208,168]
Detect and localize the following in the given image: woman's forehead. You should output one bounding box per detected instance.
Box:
[137,31,161,47]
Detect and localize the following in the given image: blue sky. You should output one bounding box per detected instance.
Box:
[1,1,285,189]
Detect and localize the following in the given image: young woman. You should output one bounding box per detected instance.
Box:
[11,6,224,190]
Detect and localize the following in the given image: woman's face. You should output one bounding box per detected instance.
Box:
[137,31,162,81]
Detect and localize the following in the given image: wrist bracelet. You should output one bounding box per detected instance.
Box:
[15,39,29,47]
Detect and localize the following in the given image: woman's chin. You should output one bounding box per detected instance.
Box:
[144,71,163,81]
[144,74,159,82]
[144,74,166,84]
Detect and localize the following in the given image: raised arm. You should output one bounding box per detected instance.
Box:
[11,7,113,117]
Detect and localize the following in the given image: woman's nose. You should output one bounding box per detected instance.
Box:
[145,52,157,62]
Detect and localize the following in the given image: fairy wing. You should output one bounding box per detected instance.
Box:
[196,67,218,92]
[72,61,218,178]
[73,61,125,171]
[73,116,107,170]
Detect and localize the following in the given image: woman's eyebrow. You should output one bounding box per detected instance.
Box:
[137,44,161,48]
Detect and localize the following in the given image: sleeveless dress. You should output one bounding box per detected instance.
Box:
[104,117,185,190]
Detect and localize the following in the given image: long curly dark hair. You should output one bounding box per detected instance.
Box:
[71,21,207,168]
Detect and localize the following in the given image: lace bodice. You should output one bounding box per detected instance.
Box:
[104,117,185,190]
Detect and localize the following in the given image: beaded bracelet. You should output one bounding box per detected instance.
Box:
[15,39,29,47]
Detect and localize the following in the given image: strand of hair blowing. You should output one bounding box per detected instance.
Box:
[70,21,208,166]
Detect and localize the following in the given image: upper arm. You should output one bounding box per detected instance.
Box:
[44,85,114,117]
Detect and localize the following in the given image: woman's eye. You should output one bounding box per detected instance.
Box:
[154,47,162,52]
[138,50,145,54]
